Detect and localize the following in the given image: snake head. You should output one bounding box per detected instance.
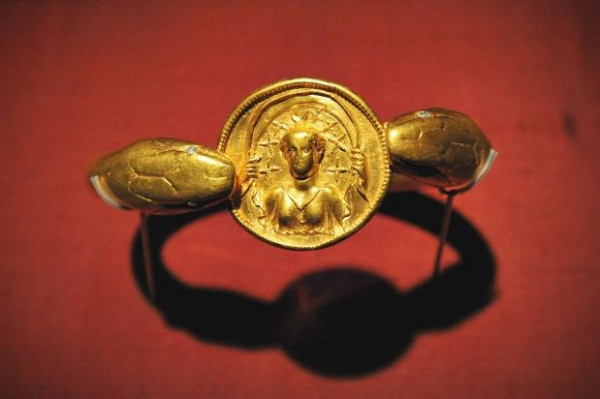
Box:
[386,109,496,193]
[88,138,236,214]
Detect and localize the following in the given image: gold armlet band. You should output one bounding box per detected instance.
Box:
[88,78,496,298]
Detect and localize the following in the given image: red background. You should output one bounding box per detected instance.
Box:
[1,0,600,397]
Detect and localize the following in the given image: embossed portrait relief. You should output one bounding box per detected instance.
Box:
[218,81,389,249]
[242,103,369,238]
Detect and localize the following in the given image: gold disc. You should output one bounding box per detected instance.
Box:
[218,78,390,250]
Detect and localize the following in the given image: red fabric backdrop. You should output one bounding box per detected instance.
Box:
[1,0,599,397]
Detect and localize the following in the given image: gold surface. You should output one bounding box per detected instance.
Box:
[218,78,390,250]
[386,108,493,191]
[88,138,235,214]
[87,78,495,250]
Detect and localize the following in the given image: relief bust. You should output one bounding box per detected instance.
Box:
[219,81,390,249]
[244,111,368,236]
[262,128,345,235]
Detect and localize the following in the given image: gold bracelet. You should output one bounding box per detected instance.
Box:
[88,78,496,296]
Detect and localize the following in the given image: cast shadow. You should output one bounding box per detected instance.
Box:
[131,192,496,377]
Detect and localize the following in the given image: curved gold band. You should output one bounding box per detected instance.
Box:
[88,78,496,250]
[89,108,495,214]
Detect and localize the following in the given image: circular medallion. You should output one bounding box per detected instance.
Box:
[218,78,390,249]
